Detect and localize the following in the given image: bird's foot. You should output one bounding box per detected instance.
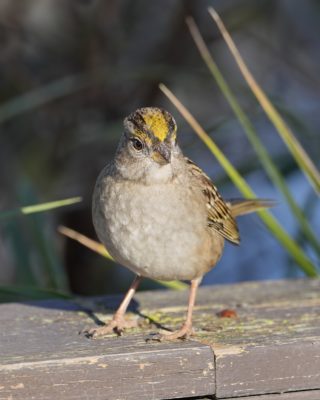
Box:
[149,324,194,342]
[82,317,138,338]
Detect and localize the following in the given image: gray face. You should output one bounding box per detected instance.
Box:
[114,131,176,183]
[114,107,179,183]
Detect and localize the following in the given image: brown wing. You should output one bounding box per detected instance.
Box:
[185,158,240,245]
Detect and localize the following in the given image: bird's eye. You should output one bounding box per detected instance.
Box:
[131,138,144,151]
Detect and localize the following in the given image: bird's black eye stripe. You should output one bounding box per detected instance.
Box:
[131,137,144,151]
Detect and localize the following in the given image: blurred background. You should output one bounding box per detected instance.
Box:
[0,0,319,299]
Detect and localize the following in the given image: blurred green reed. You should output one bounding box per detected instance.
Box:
[0,189,82,301]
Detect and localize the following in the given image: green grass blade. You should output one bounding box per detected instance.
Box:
[0,75,91,124]
[186,17,320,258]
[156,280,188,291]
[0,197,82,220]
[16,186,73,291]
[0,66,173,125]
[4,220,38,286]
[29,213,69,291]
[159,83,318,277]
[0,285,70,303]
[208,7,320,194]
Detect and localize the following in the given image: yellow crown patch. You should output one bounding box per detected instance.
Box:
[141,109,170,142]
[125,107,177,143]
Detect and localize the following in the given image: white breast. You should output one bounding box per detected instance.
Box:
[93,175,216,281]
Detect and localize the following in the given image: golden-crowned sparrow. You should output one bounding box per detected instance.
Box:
[88,107,272,340]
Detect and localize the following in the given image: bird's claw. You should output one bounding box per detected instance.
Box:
[147,325,194,342]
[81,317,138,338]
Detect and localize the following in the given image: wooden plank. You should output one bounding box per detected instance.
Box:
[214,340,320,398]
[188,393,320,400]
[135,278,320,398]
[222,390,320,400]
[1,343,214,400]
[0,278,319,399]
[0,301,214,400]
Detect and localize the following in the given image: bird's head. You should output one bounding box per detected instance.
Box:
[116,107,179,182]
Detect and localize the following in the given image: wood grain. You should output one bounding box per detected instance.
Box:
[222,390,320,400]
[0,278,319,399]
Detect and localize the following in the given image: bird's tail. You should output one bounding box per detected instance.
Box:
[227,198,275,218]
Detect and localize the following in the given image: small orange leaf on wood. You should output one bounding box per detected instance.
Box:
[217,309,237,318]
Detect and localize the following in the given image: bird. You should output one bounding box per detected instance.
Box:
[86,107,273,340]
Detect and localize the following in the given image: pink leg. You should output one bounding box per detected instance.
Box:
[85,275,142,338]
[158,277,201,340]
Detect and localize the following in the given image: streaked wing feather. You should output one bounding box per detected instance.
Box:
[185,158,240,245]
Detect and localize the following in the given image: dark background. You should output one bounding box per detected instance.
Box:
[1,0,319,296]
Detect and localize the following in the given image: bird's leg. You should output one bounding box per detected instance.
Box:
[85,275,142,338]
[158,277,202,341]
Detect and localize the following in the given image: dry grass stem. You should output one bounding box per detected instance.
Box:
[208,7,320,194]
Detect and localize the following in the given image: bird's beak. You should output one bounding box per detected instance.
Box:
[151,143,171,165]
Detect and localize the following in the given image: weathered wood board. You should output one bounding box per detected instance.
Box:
[0,279,320,399]
[228,390,320,400]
